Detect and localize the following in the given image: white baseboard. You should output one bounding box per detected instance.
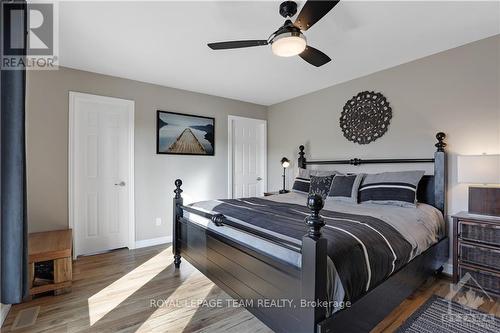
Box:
[135,236,172,249]
[1,303,11,327]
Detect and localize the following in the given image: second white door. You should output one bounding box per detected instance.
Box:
[229,116,267,198]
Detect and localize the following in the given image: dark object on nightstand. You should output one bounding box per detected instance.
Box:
[264,191,279,197]
[279,157,290,194]
[452,212,500,295]
[468,187,500,216]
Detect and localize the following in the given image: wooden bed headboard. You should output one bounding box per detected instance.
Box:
[297,132,447,213]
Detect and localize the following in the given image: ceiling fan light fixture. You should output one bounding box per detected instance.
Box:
[271,32,307,57]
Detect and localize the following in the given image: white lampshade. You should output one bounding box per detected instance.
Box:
[457,154,500,184]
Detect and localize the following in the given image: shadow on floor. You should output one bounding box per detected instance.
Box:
[2,245,183,332]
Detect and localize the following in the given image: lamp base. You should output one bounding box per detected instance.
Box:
[469,187,500,216]
[279,189,290,194]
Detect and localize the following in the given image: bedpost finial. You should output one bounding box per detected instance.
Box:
[298,145,306,168]
[305,194,325,238]
[174,179,183,199]
[435,132,446,152]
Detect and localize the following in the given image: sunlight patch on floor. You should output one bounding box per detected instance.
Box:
[134,273,214,333]
[87,247,172,325]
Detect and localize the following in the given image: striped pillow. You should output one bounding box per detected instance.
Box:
[292,176,310,194]
[359,171,425,207]
[292,168,338,194]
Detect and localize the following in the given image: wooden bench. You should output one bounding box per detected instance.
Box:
[28,229,73,297]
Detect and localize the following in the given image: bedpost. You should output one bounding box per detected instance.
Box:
[301,194,328,332]
[298,145,306,169]
[434,132,447,214]
[173,179,183,268]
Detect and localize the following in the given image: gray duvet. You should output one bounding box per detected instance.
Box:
[183,192,444,314]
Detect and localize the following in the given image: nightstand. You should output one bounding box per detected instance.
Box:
[452,212,500,295]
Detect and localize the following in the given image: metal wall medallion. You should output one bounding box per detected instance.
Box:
[340,91,392,145]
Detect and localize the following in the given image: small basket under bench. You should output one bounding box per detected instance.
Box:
[28,229,73,297]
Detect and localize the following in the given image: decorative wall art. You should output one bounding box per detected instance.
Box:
[157,111,215,155]
[339,91,392,145]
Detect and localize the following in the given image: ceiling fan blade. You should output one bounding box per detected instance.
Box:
[294,0,340,31]
[299,46,331,67]
[207,40,268,50]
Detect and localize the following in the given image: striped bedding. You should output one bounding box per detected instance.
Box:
[186,192,444,310]
[210,197,412,302]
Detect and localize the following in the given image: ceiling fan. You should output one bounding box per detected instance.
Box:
[207,0,340,67]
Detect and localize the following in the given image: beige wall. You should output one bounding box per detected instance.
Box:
[268,35,500,239]
[26,67,267,241]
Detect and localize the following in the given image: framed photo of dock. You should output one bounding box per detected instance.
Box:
[156,111,215,156]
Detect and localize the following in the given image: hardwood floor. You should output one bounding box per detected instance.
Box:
[2,244,498,332]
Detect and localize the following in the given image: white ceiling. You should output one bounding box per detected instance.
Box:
[59,1,500,105]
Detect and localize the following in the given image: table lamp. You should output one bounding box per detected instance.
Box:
[458,154,500,216]
[279,157,290,194]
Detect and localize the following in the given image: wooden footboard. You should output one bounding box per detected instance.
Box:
[178,217,304,332]
[172,179,328,332]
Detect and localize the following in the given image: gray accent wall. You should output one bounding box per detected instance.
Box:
[26,67,267,241]
[268,35,500,224]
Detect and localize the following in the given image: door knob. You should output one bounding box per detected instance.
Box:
[256,177,262,181]
[114,181,126,186]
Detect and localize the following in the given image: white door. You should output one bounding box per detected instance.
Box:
[228,116,267,198]
[69,92,134,257]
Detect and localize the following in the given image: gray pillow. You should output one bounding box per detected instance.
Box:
[328,173,364,203]
[296,168,338,178]
[297,167,310,179]
[359,170,425,207]
[310,170,339,177]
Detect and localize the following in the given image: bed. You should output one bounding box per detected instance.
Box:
[172,132,449,333]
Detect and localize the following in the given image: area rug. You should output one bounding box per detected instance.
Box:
[397,295,499,333]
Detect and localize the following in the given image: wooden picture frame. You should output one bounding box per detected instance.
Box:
[156,110,215,156]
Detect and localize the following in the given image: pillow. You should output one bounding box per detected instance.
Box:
[358,171,425,207]
[309,175,335,200]
[310,170,339,177]
[292,174,311,194]
[297,167,310,179]
[292,168,338,195]
[296,168,338,178]
[328,173,364,203]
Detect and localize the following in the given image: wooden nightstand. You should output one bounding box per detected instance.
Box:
[452,212,500,295]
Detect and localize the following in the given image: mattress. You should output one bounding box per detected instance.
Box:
[182,192,444,314]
